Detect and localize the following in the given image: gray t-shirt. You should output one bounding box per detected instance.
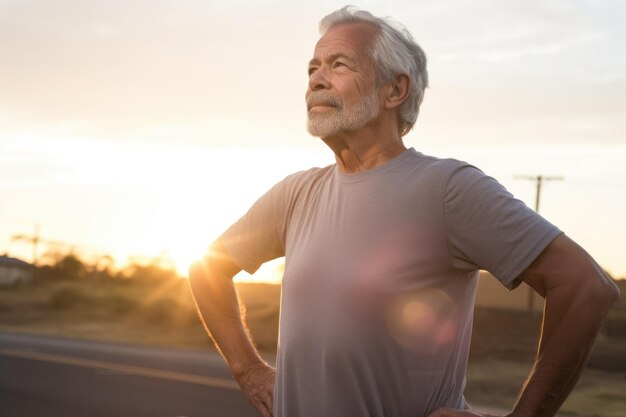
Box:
[220,148,561,417]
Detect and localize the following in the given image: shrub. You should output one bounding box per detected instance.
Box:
[139,298,180,325]
[48,287,93,310]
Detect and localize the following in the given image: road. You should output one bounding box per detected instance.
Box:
[0,331,269,417]
[0,331,521,417]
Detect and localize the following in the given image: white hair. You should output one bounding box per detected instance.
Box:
[319,6,429,136]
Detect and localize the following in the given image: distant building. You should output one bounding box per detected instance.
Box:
[0,255,34,287]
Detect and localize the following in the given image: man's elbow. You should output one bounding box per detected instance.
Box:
[603,278,621,306]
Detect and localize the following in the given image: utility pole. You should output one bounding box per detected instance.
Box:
[11,225,78,267]
[514,175,563,312]
[11,227,117,286]
[515,175,564,212]
[11,224,41,266]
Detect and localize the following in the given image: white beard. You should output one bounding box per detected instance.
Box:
[307,90,380,138]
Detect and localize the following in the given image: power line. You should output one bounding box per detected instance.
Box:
[514,175,564,212]
[11,225,93,266]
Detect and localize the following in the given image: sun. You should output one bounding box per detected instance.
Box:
[111,145,323,283]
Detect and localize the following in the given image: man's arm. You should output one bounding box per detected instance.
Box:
[429,234,620,417]
[507,234,619,417]
[188,239,276,417]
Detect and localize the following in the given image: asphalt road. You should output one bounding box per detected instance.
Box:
[0,331,270,417]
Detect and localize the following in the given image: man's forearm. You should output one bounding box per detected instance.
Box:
[188,258,267,379]
[510,278,618,417]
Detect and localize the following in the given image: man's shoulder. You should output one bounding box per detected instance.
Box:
[276,151,476,190]
[269,164,335,198]
[285,164,334,182]
[406,148,463,166]
[405,149,473,178]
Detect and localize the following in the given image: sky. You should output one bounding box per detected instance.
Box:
[1,0,625,281]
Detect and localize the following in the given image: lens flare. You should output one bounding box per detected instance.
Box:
[386,288,457,353]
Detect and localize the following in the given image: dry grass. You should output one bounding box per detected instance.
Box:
[465,357,626,417]
[0,278,278,351]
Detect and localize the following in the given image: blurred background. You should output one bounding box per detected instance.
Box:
[0,1,624,416]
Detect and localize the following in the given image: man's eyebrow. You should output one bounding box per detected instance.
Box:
[308,53,355,67]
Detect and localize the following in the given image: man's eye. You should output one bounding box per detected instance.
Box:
[308,67,318,76]
[333,62,346,68]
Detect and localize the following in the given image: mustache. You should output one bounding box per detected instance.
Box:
[306,92,342,110]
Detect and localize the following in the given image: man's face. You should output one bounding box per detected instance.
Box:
[306,23,382,138]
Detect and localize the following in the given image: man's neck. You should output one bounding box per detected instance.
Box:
[322,128,407,173]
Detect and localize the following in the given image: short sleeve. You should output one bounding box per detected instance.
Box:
[219,178,291,274]
[444,164,563,289]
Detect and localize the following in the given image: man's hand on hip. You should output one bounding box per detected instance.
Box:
[236,361,276,417]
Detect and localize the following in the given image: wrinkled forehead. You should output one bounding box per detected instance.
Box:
[312,22,378,63]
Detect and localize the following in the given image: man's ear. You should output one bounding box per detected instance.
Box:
[384,74,411,110]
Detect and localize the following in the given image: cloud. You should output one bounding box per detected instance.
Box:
[476,32,606,63]
[0,0,624,149]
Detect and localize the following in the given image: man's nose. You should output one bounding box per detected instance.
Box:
[308,67,331,91]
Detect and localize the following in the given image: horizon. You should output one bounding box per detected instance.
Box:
[3,249,625,283]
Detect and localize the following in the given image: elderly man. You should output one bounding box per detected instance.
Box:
[189,6,619,417]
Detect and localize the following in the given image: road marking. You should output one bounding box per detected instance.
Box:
[0,349,240,390]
